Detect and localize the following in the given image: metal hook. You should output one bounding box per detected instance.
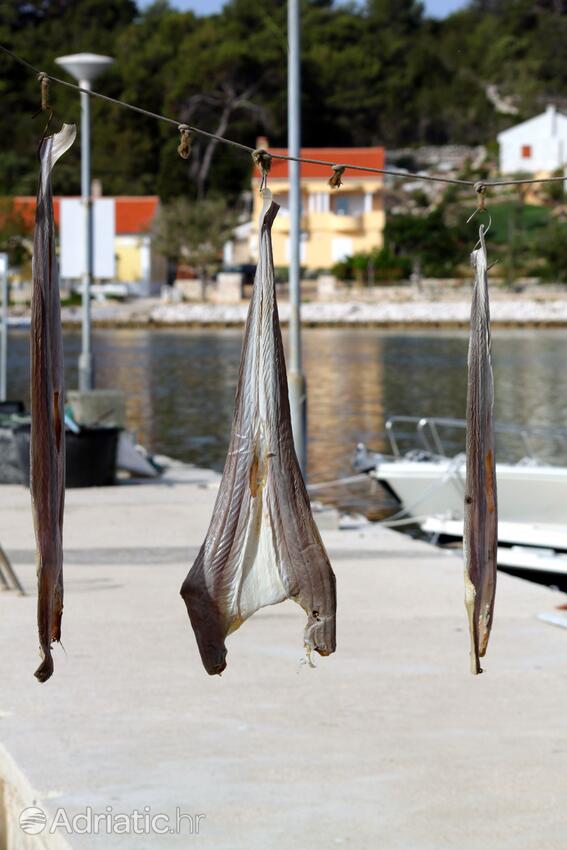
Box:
[474,217,492,254]
[466,181,488,224]
[251,148,272,193]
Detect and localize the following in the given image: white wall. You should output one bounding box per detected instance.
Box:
[331,237,353,262]
[60,198,115,279]
[498,106,567,174]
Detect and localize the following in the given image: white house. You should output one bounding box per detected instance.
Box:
[497,105,567,174]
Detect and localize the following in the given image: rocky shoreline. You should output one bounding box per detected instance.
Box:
[10,291,567,330]
[62,295,567,329]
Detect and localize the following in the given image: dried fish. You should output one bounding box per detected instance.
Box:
[181,193,336,675]
[463,224,497,675]
[31,123,76,682]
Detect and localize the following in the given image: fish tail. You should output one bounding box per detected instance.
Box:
[34,649,54,683]
[464,569,482,674]
[297,549,337,659]
[304,610,336,658]
[180,568,228,676]
[34,563,63,681]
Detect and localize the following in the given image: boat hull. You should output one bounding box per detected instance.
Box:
[376,458,567,526]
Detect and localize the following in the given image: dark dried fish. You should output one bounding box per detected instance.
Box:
[181,194,336,675]
[31,123,76,682]
[464,224,497,675]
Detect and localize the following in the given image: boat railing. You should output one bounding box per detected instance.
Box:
[385,415,567,462]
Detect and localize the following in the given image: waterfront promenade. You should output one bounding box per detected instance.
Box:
[65,292,567,328]
[9,286,567,330]
[1,464,567,848]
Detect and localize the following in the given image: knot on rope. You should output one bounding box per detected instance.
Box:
[177,124,192,160]
[328,164,346,189]
[37,72,50,111]
[474,181,486,210]
[252,148,272,192]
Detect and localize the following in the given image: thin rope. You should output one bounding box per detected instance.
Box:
[486,176,567,186]
[1,42,566,191]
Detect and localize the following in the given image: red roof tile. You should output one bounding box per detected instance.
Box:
[11,196,159,234]
[12,197,48,230]
[254,147,385,180]
[115,197,159,234]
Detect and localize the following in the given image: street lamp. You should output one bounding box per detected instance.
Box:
[55,52,114,392]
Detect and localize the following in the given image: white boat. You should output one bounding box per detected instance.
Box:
[355,416,567,579]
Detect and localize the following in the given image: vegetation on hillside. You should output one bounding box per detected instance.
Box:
[3,0,567,280]
[3,0,567,200]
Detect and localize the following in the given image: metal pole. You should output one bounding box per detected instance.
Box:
[79,80,94,391]
[287,0,307,477]
[0,252,8,402]
[0,544,25,595]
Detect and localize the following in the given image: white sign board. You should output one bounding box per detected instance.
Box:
[60,198,115,279]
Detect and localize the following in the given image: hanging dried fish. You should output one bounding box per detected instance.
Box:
[181,192,336,675]
[463,223,497,675]
[31,123,76,682]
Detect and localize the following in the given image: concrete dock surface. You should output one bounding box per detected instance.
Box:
[1,467,567,849]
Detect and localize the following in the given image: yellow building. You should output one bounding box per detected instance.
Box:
[251,145,385,270]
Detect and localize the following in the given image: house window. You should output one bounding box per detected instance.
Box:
[272,192,289,214]
[333,193,365,216]
[335,196,350,216]
[308,192,329,213]
[521,145,532,159]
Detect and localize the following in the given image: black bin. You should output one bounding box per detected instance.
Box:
[0,400,25,415]
[14,425,120,488]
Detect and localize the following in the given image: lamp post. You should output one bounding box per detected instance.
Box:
[287,0,307,477]
[0,253,8,402]
[55,52,114,392]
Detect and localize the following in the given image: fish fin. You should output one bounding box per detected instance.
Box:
[34,651,54,683]
[267,469,337,659]
[48,123,76,170]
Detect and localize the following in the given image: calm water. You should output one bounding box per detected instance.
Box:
[7,327,567,510]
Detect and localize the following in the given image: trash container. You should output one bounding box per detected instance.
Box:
[13,425,121,488]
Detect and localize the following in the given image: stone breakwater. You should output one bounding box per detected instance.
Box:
[148,298,567,327]
[51,294,567,329]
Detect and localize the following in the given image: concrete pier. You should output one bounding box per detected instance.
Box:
[1,467,567,849]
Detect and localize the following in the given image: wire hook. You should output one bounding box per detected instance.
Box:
[466,181,487,224]
[252,148,272,193]
[474,217,492,253]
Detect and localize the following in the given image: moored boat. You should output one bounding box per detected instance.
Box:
[355,415,567,582]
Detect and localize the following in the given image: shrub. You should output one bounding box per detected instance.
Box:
[332,248,411,283]
[535,222,567,282]
[384,209,464,277]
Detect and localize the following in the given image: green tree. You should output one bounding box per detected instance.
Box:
[5,0,567,201]
[535,221,567,281]
[384,209,465,277]
[151,196,237,285]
